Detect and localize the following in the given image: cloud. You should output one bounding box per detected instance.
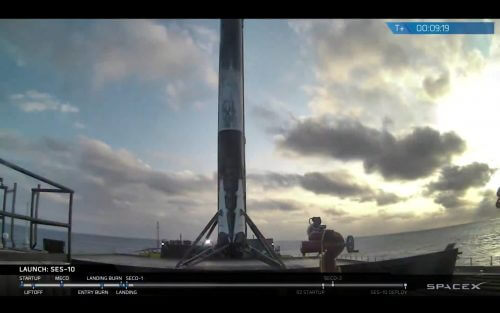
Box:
[9,90,79,113]
[187,24,219,56]
[425,162,496,210]
[317,189,498,236]
[374,192,404,206]
[300,172,404,205]
[324,208,348,216]
[248,170,405,206]
[0,130,73,159]
[378,209,416,220]
[427,162,495,193]
[289,20,415,78]
[289,19,480,81]
[61,104,79,113]
[306,187,499,237]
[288,19,487,130]
[74,122,86,129]
[0,20,217,110]
[0,132,218,238]
[423,71,450,98]
[0,130,31,151]
[475,190,499,219]
[299,171,368,197]
[250,103,297,135]
[248,199,303,212]
[277,117,466,180]
[433,191,471,210]
[78,137,214,196]
[433,189,500,222]
[0,132,216,197]
[247,172,300,189]
[92,20,218,109]
[1,131,495,239]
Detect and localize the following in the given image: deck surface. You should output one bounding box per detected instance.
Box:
[2,251,500,274]
[72,254,331,270]
[0,249,67,264]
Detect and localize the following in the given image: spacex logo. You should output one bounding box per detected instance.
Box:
[426,282,486,290]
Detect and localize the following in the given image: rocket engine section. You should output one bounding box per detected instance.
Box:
[217,19,247,254]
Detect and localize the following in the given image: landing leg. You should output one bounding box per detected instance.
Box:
[241,209,286,269]
[179,244,230,268]
[245,246,283,269]
[175,211,219,268]
[175,210,286,270]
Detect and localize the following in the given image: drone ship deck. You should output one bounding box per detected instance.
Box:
[71,254,324,271]
[68,244,459,274]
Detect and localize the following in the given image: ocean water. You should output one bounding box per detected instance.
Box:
[2,218,500,266]
[2,224,157,255]
[276,218,500,266]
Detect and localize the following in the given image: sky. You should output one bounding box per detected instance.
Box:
[1,19,500,241]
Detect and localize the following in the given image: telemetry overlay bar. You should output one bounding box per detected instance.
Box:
[20,282,407,289]
[386,22,494,34]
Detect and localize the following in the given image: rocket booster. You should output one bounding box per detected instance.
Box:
[217,19,247,251]
[175,19,283,269]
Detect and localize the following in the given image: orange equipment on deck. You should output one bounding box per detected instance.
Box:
[300,217,345,260]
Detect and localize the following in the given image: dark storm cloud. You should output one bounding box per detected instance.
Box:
[365,127,466,180]
[475,190,498,219]
[277,117,466,180]
[248,171,404,206]
[277,118,383,160]
[300,172,405,206]
[299,172,367,197]
[427,162,495,193]
[433,189,500,222]
[318,188,499,237]
[433,191,470,210]
[425,162,495,210]
[374,192,403,206]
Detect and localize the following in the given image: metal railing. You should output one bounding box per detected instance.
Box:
[338,254,384,262]
[338,253,500,266]
[0,178,16,248]
[0,157,73,262]
[456,255,500,266]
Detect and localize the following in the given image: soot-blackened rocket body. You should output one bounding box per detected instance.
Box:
[217,19,246,252]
